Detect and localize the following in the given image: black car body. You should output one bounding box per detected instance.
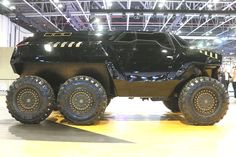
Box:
[7,31,228,126]
[11,31,221,98]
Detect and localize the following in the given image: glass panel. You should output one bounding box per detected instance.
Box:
[119,33,136,41]
[137,33,151,40]
[153,33,171,48]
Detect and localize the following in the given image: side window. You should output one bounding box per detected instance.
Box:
[119,33,136,41]
[137,33,151,40]
[154,33,172,48]
[171,36,181,49]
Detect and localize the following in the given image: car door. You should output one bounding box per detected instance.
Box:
[129,32,175,72]
[111,32,137,72]
[152,33,176,71]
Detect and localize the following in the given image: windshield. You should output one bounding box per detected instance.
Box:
[172,35,189,47]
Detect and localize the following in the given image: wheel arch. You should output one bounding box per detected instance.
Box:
[173,62,220,97]
[75,66,115,98]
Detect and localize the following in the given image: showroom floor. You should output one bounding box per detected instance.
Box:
[0,96,236,157]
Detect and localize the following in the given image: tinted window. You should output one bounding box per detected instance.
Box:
[171,36,181,49]
[153,33,172,48]
[119,33,136,41]
[173,35,189,47]
[137,33,152,40]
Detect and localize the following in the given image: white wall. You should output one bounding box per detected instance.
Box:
[0,15,33,47]
[0,47,18,95]
[0,47,18,79]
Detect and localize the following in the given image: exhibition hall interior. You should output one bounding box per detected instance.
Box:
[0,0,236,157]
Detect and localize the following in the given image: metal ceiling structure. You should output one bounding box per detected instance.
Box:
[0,0,236,54]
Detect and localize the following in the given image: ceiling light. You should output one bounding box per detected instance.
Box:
[58,3,63,9]
[94,18,100,23]
[54,0,60,3]
[2,0,10,7]
[97,25,103,31]
[158,3,164,8]
[107,3,112,7]
[212,0,219,3]
[207,4,213,9]
[214,38,222,44]
[176,30,181,35]
[9,5,16,10]
[205,31,212,36]
[221,37,228,41]
[107,0,112,7]
[206,42,211,46]
[198,42,204,48]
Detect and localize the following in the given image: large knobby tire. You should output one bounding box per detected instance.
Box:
[179,77,229,125]
[163,98,180,113]
[6,76,55,124]
[57,75,108,125]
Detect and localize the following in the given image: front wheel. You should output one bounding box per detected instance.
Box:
[179,77,229,125]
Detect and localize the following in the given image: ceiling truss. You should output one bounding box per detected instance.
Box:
[1,0,236,53]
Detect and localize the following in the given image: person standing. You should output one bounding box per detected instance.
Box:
[219,68,231,90]
[223,69,231,90]
[231,66,236,98]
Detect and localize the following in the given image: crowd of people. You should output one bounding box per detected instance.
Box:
[219,66,236,98]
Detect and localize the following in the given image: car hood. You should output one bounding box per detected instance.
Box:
[185,48,222,64]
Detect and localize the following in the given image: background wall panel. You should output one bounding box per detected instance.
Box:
[0,15,32,47]
[0,47,18,95]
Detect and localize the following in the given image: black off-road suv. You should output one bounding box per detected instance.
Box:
[7,31,228,125]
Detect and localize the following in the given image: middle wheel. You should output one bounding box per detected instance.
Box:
[57,76,108,125]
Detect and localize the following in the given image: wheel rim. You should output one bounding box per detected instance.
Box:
[16,87,40,112]
[69,89,93,114]
[193,89,218,115]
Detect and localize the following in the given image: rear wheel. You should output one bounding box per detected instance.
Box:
[57,75,108,125]
[163,98,180,113]
[6,76,55,124]
[179,77,229,125]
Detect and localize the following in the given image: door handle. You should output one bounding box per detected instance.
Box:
[167,56,173,60]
